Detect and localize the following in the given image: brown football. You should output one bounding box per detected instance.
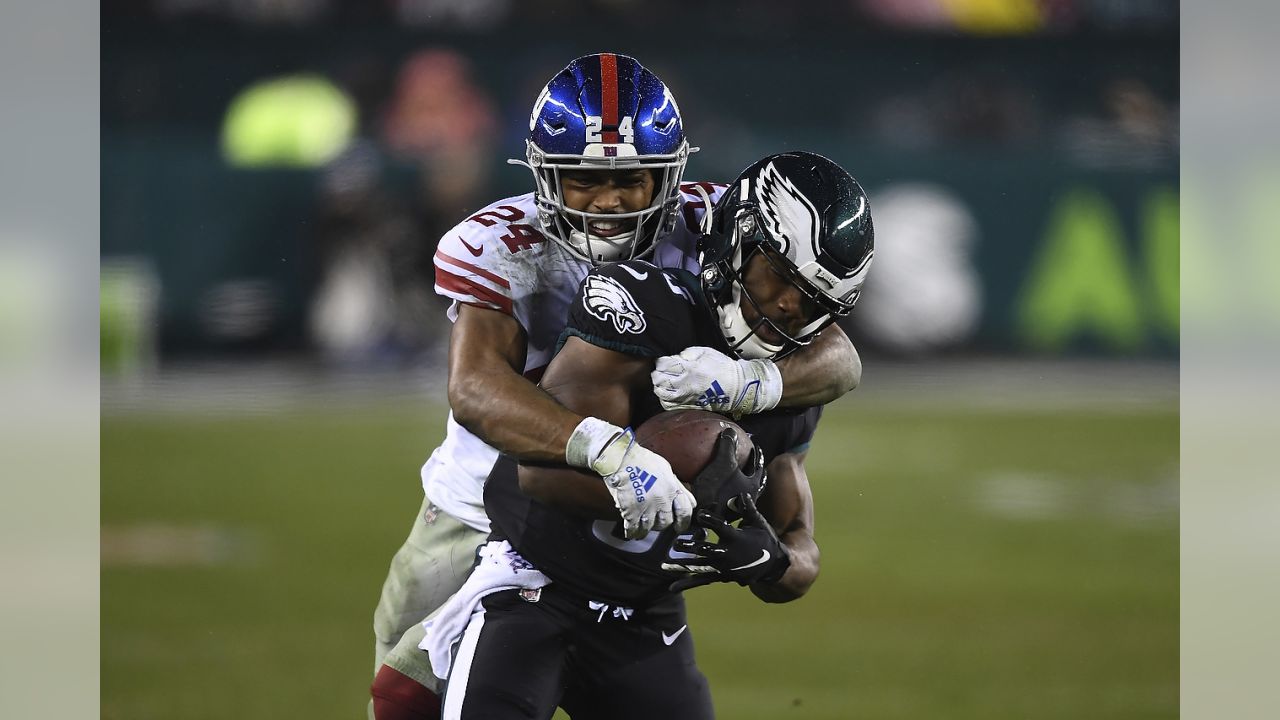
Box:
[634,409,752,486]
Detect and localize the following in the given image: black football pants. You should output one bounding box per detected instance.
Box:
[440,584,714,720]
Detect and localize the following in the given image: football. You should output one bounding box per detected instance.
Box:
[634,409,752,486]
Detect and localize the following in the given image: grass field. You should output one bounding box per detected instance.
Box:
[102,370,1178,719]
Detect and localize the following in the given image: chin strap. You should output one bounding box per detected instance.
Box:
[722,306,785,359]
[685,182,716,236]
[569,228,638,263]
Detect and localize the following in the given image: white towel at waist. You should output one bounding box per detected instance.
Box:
[419,539,550,680]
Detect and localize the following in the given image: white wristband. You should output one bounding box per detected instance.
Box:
[565,417,625,470]
[753,359,784,413]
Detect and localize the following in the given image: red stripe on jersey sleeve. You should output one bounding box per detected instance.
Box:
[434,250,512,289]
[435,268,513,315]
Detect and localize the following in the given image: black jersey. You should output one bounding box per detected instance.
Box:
[484,260,822,607]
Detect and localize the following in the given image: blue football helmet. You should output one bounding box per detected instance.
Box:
[513,53,693,264]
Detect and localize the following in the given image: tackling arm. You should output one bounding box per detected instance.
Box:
[774,324,861,408]
[651,325,861,417]
[750,449,819,603]
[447,304,585,463]
[516,336,652,519]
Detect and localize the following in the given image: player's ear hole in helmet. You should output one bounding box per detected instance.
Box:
[509,52,695,265]
[698,151,875,360]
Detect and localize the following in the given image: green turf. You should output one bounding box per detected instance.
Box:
[102,398,1177,719]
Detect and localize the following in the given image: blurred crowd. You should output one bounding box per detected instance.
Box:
[106,0,1176,34]
[306,50,500,365]
[101,1,1178,368]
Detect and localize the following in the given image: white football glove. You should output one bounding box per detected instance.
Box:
[566,417,695,540]
[651,346,784,418]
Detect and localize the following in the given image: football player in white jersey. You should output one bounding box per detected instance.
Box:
[370,53,863,719]
[429,150,875,720]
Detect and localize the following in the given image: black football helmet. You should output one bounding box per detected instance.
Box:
[699,152,874,359]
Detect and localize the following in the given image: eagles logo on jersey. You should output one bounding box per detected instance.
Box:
[582,274,647,335]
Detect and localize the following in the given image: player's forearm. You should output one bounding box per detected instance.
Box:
[449,368,582,464]
[750,531,819,603]
[773,325,861,408]
[517,464,618,519]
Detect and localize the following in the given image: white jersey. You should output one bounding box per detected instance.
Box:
[423,183,728,531]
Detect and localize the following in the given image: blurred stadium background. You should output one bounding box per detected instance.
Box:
[101,1,1178,718]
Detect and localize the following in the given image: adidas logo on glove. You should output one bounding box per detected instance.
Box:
[626,465,658,504]
[695,380,731,408]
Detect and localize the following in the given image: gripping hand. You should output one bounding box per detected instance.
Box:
[692,429,766,522]
[651,346,784,418]
[664,493,790,593]
[567,418,695,540]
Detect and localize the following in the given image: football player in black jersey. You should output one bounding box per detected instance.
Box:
[429,152,875,720]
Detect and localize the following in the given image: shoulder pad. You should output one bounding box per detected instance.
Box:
[434,195,543,314]
[437,194,548,263]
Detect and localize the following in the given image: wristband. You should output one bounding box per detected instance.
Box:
[565,417,624,470]
[752,359,784,413]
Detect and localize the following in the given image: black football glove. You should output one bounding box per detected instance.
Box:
[691,429,766,523]
[664,493,790,593]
